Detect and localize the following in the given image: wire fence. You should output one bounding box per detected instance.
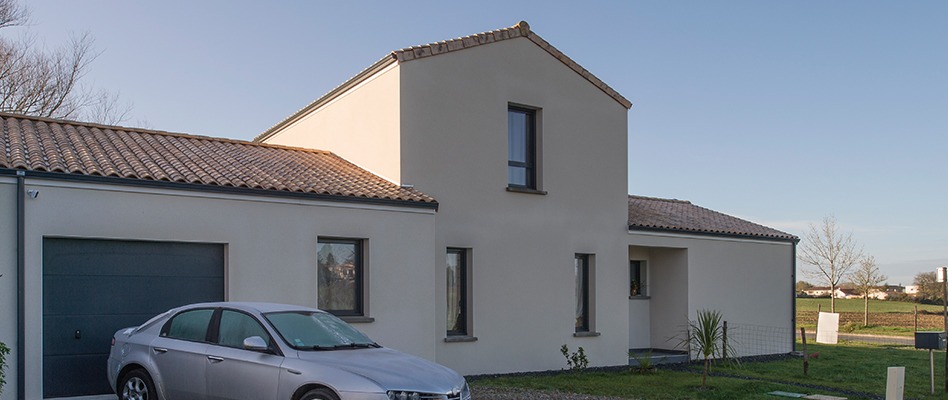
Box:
[722,322,795,358]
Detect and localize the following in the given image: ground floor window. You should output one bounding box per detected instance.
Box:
[317,238,364,316]
[575,254,591,333]
[446,248,469,336]
[630,260,647,297]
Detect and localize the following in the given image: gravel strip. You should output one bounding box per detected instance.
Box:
[473,386,631,400]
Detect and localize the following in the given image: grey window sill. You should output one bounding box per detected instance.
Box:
[629,295,651,300]
[444,335,478,343]
[573,331,601,338]
[506,186,548,195]
[339,316,375,324]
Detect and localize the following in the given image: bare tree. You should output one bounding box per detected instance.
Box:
[0,0,131,124]
[914,271,942,304]
[799,216,863,313]
[849,256,886,326]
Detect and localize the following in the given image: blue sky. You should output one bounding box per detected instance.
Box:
[18,1,947,285]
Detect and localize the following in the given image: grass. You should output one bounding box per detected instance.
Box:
[473,342,948,399]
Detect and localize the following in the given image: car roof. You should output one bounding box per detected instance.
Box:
[175,301,325,314]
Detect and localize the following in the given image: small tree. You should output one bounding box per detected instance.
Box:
[799,216,863,312]
[681,309,735,388]
[848,256,886,326]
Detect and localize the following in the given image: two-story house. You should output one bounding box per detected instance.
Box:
[0,21,796,399]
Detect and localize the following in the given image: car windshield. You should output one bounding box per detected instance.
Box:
[264,311,377,350]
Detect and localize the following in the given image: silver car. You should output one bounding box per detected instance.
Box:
[107,302,471,400]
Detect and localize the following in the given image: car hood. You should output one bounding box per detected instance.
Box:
[296,347,464,394]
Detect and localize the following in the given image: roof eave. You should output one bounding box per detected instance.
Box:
[629,225,800,243]
[1,168,439,211]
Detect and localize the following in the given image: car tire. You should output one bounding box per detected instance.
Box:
[301,388,340,400]
[118,369,157,400]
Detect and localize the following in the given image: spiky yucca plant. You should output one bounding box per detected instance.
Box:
[683,309,734,388]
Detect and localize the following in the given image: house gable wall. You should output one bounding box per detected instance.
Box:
[398,37,630,374]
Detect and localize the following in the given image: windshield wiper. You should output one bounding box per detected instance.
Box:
[304,342,379,351]
[332,342,379,349]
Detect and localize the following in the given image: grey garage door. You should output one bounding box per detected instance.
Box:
[43,238,224,398]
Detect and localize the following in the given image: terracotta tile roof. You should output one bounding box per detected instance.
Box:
[628,195,797,241]
[256,21,630,142]
[0,113,437,207]
[392,21,631,109]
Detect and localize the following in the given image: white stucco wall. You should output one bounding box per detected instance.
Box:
[0,178,17,400]
[630,231,795,357]
[0,177,436,399]
[263,63,403,183]
[398,37,630,374]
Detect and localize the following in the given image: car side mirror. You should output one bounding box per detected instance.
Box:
[243,336,268,351]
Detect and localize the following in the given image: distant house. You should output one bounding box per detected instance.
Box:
[906,285,920,295]
[0,21,799,399]
[803,287,844,298]
[805,285,906,300]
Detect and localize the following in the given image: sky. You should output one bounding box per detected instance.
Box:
[13,1,947,286]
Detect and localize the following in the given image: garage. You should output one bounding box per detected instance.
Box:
[42,238,225,398]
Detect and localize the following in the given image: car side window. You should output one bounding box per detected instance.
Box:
[162,309,214,342]
[217,309,272,349]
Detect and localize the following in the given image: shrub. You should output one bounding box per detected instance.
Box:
[0,341,9,396]
[560,344,589,372]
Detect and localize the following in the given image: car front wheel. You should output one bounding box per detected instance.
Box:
[118,369,156,400]
[301,388,340,400]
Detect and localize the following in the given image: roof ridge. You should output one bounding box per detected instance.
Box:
[255,20,631,142]
[0,112,335,157]
[628,194,691,204]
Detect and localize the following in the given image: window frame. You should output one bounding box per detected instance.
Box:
[316,237,366,318]
[446,247,470,337]
[507,105,538,190]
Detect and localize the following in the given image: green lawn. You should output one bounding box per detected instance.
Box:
[473,342,948,399]
[797,298,944,313]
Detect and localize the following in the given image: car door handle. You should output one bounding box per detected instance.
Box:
[153,347,168,354]
[207,355,224,363]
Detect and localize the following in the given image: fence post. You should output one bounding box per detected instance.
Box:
[915,305,918,333]
[800,327,808,376]
[722,321,728,361]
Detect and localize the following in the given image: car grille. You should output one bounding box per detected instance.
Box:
[388,391,469,400]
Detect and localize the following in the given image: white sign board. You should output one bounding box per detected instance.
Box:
[938,267,947,283]
[816,312,840,344]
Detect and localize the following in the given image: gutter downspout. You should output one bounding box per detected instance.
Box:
[15,171,25,400]
[791,240,798,353]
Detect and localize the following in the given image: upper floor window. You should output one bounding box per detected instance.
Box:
[317,238,364,317]
[508,106,537,189]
